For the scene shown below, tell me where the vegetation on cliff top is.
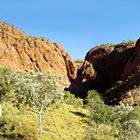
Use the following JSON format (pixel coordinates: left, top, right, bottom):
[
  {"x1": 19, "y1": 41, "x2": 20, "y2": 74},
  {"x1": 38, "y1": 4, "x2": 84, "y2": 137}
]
[{"x1": 95, "y1": 40, "x2": 136, "y2": 49}]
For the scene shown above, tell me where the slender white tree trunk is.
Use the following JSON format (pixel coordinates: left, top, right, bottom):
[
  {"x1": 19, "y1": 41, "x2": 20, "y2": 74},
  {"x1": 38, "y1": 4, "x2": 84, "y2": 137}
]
[
  {"x1": 39, "y1": 108, "x2": 43, "y2": 137},
  {"x1": 96, "y1": 123, "x2": 99, "y2": 135},
  {"x1": 0, "y1": 104, "x2": 2, "y2": 117}
]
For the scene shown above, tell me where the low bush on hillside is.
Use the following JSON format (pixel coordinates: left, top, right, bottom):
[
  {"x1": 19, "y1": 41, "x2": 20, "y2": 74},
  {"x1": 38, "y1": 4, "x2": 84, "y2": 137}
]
[
  {"x1": 0, "y1": 103, "x2": 38, "y2": 140},
  {"x1": 84, "y1": 90, "x2": 140, "y2": 140},
  {"x1": 64, "y1": 91, "x2": 83, "y2": 108}
]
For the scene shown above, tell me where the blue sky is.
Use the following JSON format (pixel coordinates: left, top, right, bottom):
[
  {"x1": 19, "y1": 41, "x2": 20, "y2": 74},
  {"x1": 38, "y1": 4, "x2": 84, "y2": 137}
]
[{"x1": 0, "y1": 0, "x2": 140, "y2": 59}]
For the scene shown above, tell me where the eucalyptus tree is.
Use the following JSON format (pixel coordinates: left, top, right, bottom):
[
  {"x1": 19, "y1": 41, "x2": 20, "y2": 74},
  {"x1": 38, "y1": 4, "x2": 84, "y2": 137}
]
[{"x1": 10, "y1": 71, "x2": 64, "y2": 137}]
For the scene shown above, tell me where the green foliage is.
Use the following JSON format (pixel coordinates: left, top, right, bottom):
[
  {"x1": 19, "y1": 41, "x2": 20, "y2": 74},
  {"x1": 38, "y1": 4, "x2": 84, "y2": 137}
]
[
  {"x1": 0, "y1": 68, "x2": 14, "y2": 103},
  {"x1": 118, "y1": 106, "x2": 140, "y2": 139},
  {"x1": 0, "y1": 102, "x2": 88, "y2": 140},
  {"x1": 0, "y1": 68, "x2": 64, "y2": 110},
  {"x1": 121, "y1": 40, "x2": 136, "y2": 46},
  {"x1": 84, "y1": 89, "x2": 140, "y2": 139},
  {"x1": 88, "y1": 102, "x2": 113, "y2": 136},
  {"x1": 8, "y1": 71, "x2": 64, "y2": 111},
  {"x1": 127, "y1": 106, "x2": 140, "y2": 121},
  {"x1": 84, "y1": 90, "x2": 102, "y2": 106},
  {"x1": 10, "y1": 71, "x2": 64, "y2": 137},
  {"x1": 96, "y1": 43, "x2": 116, "y2": 48},
  {"x1": 110, "y1": 104, "x2": 134, "y2": 127},
  {"x1": 85, "y1": 90, "x2": 114, "y2": 137},
  {"x1": 119, "y1": 119, "x2": 140, "y2": 139},
  {"x1": 91, "y1": 103, "x2": 112, "y2": 125},
  {"x1": 0, "y1": 68, "x2": 64, "y2": 138},
  {"x1": 0, "y1": 102, "x2": 38, "y2": 140},
  {"x1": 95, "y1": 40, "x2": 135, "y2": 50},
  {"x1": 1, "y1": 68, "x2": 140, "y2": 140},
  {"x1": 64, "y1": 91, "x2": 83, "y2": 108}
]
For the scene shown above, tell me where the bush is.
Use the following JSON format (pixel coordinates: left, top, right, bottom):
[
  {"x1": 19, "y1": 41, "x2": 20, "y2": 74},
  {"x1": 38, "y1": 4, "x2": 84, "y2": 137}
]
[
  {"x1": 118, "y1": 106, "x2": 140, "y2": 139},
  {"x1": 84, "y1": 90, "x2": 102, "y2": 105},
  {"x1": 64, "y1": 91, "x2": 83, "y2": 108},
  {"x1": 0, "y1": 103, "x2": 38, "y2": 140}
]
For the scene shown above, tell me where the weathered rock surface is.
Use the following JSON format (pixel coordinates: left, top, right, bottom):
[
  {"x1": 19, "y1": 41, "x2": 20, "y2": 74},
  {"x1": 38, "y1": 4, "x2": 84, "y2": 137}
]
[
  {"x1": 0, "y1": 21, "x2": 77, "y2": 86},
  {"x1": 121, "y1": 38, "x2": 140, "y2": 78},
  {"x1": 106, "y1": 39, "x2": 140, "y2": 105},
  {"x1": 81, "y1": 42, "x2": 135, "y2": 87},
  {"x1": 80, "y1": 40, "x2": 140, "y2": 105}
]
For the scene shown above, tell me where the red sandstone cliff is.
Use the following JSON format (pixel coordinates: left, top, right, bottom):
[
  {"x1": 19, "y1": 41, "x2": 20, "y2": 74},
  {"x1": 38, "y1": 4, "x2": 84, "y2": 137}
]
[{"x1": 0, "y1": 21, "x2": 77, "y2": 86}]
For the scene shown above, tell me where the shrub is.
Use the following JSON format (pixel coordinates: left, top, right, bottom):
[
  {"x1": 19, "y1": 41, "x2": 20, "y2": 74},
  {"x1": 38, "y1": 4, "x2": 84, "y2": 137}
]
[
  {"x1": 64, "y1": 91, "x2": 83, "y2": 108},
  {"x1": 0, "y1": 103, "x2": 38, "y2": 140},
  {"x1": 84, "y1": 90, "x2": 102, "y2": 105},
  {"x1": 118, "y1": 106, "x2": 140, "y2": 139}
]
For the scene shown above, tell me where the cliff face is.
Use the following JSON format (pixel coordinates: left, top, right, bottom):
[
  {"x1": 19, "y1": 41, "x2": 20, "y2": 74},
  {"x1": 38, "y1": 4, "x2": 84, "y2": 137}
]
[
  {"x1": 80, "y1": 40, "x2": 140, "y2": 105},
  {"x1": 121, "y1": 39, "x2": 140, "y2": 78},
  {"x1": 0, "y1": 21, "x2": 77, "y2": 86},
  {"x1": 81, "y1": 42, "x2": 135, "y2": 87},
  {"x1": 106, "y1": 39, "x2": 140, "y2": 105}
]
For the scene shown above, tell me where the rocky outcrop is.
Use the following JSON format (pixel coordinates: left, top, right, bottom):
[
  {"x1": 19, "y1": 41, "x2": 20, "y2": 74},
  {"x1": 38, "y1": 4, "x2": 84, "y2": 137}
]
[
  {"x1": 0, "y1": 21, "x2": 77, "y2": 86},
  {"x1": 121, "y1": 39, "x2": 140, "y2": 78},
  {"x1": 80, "y1": 41, "x2": 140, "y2": 105},
  {"x1": 106, "y1": 39, "x2": 140, "y2": 105},
  {"x1": 106, "y1": 71, "x2": 140, "y2": 105},
  {"x1": 81, "y1": 42, "x2": 135, "y2": 89}
]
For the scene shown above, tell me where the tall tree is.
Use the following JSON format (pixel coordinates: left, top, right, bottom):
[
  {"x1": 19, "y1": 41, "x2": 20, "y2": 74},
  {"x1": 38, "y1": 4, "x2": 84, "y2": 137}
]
[{"x1": 10, "y1": 71, "x2": 64, "y2": 137}]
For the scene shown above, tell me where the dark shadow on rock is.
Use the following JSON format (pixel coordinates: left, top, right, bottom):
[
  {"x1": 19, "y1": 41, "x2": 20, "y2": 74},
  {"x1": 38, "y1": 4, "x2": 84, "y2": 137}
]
[
  {"x1": 65, "y1": 69, "x2": 106, "y2": 98},
  {"x1": 66, "y1": 46, "x2": 135, "y2": 103}
]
